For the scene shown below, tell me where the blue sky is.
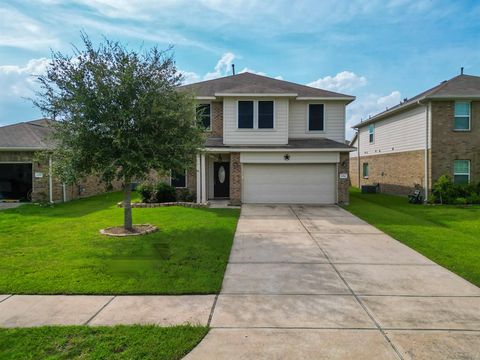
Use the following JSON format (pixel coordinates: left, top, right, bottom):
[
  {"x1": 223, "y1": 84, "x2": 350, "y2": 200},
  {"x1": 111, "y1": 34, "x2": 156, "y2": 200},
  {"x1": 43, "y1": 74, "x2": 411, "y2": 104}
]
[{"x1": 1, "y1": 0, "x2": 479, "y2": 139}]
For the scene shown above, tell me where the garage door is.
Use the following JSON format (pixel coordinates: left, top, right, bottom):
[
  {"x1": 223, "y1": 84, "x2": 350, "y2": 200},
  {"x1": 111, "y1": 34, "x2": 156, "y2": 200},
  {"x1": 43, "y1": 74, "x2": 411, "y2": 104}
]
[
  {"x1": 0, "y1": 163, "x2": 33, "y2": 201},
  {"x1": 243, "y1": 163, "x2": 336, "y2": 204}
]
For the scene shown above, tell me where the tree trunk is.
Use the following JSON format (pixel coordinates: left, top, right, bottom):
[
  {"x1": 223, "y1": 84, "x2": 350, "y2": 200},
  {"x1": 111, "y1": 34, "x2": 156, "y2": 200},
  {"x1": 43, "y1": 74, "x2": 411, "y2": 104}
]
[{"x1": 123, "y1": 180, "x2": 133, "y2": 231}]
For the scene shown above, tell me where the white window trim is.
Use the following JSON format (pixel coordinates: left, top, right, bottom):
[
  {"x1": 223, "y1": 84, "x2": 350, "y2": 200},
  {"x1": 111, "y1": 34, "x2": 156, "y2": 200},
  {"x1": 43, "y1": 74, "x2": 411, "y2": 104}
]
[
  {"x1": 453, "y1": 160, "x2": 470, "y2": 183},
  {"x1": 454, "y1": 101, "x2": 471, "y2": 131},
  {"x1": 368, "y1": 124, "x2": 375, "y2": 144},
  {"x1": 237, "y1": 100, "x2": 275, "y2": 130},
  {"x1": 306, "y1": 103, "x2": 326, "y2": 133},
  {"x1": 197, "y1": 102, "x2": 212, "y2": 132},
  {"x1": 362, "y1": 162, "x2": 369, "y2": 179},
  {"x1": 170, "y1": 169, "x2": 188, "y2": 188}
]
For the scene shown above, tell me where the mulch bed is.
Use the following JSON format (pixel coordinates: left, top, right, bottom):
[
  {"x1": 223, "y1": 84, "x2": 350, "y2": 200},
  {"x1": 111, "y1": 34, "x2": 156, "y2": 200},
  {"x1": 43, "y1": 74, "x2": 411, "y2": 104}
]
[
  {"x1": 99, "y1": 224, "x2": 158, "y2": 237},
  {"x1": 117, "y1": 202, "x2": 209, "y2": 208}
]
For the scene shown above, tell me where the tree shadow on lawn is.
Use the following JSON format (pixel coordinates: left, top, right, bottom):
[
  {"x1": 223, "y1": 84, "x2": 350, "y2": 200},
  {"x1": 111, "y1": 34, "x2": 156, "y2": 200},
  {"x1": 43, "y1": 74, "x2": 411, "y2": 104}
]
[{"x1": 0, "y1": 226, "x2": 238, "y2": 295}]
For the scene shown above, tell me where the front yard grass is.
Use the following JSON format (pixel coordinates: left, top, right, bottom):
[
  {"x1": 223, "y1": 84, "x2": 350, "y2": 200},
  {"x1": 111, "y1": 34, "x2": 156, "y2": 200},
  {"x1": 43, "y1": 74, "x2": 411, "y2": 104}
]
[
  {"x1": 0, "y1": 192, "x2": 239, "y2": 294},
  {"x1": 0, "y1": 325, "x2": 208, "y2": 360},
  {"x1": 345, "y1": 188, "x2": 480, "y2": 287}
]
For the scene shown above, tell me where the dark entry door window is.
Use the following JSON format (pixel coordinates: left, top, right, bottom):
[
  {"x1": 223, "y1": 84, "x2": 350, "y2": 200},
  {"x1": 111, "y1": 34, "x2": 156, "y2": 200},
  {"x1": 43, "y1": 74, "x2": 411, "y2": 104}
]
[{"x1": 214, "y1": 162, "x2": 230, "y2": 198}]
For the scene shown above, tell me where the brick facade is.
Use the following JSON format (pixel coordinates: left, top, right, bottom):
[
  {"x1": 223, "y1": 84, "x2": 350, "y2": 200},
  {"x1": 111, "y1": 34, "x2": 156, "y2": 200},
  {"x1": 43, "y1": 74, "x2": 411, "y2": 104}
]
[
  {"x1": 0, "y1": 150, "x2": 122, "y2": 202},
  {"x1": 229, "y1": 152, "x2": 241, "y2": 205},
  {"x1": 337, "y1": 152, "x2": 350, "y2": 204},
  {"x1": 211, "y1": 102, "x2": 223, "y2": 137},
  {"x1": 350, "y1": 150, "x2": 426, "y2": 195},
  {"x1": 431, "y1": 101, "x2": 480, "y2": 184}
]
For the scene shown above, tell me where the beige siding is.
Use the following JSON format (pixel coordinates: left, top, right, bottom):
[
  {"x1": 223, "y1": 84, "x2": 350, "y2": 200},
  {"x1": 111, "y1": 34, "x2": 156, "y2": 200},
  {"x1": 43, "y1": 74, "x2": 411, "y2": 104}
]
[
  {"x1": 357, "y1": 106, "x2": 427, "y2": 156},
  {"x1": 223, "y1": 97, "x2": 289, "y2": 145},
  {"x1": 288, "y1": 100, "x2": 346, "y2": 143}
]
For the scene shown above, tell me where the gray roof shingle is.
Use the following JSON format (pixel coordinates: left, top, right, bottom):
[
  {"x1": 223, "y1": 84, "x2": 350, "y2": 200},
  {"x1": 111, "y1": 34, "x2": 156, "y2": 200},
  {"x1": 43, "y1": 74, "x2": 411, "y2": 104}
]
[
  {"x1": 205, "y1": 137, "x2": 353, "y2": 151},
  {"x1": 0, "y1": 119, "x2": 55, "y2": 149},
  {"x1": 353, "y1": 74, "x2": 480, "y2": 128},
  {"x1": 179, "y1": 72, "x2": 355, "y2": 100}
]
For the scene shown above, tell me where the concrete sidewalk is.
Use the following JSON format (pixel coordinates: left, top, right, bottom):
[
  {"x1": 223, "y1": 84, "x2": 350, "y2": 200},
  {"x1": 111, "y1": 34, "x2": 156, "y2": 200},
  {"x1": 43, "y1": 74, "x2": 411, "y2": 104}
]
[
  {"x1": 0, "y1": 295, "x2": 215, "y2": 327},
  {"x1": 185, "y1": 204, "x2": 480, "y2": 360}
]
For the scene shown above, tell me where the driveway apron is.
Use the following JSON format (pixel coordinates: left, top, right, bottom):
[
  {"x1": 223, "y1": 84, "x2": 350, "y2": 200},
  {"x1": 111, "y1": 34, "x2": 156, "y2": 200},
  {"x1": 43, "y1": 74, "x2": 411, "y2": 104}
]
[{"x1": 185, "y1": 204, "x2": 480, "y2": 360}]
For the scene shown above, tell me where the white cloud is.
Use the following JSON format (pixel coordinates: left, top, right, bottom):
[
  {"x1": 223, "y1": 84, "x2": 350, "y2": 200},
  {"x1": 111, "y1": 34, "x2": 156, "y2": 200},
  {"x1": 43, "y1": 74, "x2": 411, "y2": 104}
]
[
  {"x1": 308, "y1": 71, "x2": 367, "y2": 93},
  {"x1": 0, "y1": 58, "x2": 50, "y2": 97},
  {"x1": 346, "y1": 90, "x2": 402, "y2": 139},
  {"x1": 181, "y1": 52, "x2": 282, "y2": 84},
  {"x1": 204, "y1": 52, "x2": 236, "y2": 80},
  {"x1": 0, "y1": 7, "x2": 59, "y2": 50}
]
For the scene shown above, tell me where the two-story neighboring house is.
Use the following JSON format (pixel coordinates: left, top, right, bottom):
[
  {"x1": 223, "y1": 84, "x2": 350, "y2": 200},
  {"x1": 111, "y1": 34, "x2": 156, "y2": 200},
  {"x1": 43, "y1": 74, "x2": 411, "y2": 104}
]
[
  {"x1": 350, "y1": 72, "x2": 480, "y2": 199},
  {"x1": 178, "y1": 72, "x2": 355, "y2": 205}
]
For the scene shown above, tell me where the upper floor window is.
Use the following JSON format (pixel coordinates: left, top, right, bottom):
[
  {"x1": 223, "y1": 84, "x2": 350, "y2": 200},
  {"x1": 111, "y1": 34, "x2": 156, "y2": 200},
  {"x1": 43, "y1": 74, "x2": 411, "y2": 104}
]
[
  {"x1": 238, "y1": 100, "x2": 274, "y2": 129},
  {"x1": 171, "y1": 170, "x2": 187, "y2": 188},
  {"x1": 258, "y1": 101, "x2": 274, "y2": 128},
  {"x1": 197, "y1": 104, "x2": 211, "y2": 130},
  {"x1": 454, "y1": 101, "x2": 470, "y2": 131},
  {"x1": 238, "y1": 101, "x2": 254, "y2": 128},
  {"x1": 453, "y1": 160, "x2": 470, "y2": 184},
  {"x1": 308, "y1": 104, "x2": 324, "y2": 131},
  {"x1": 368, "y1": 124, "x2": 375, "y2": 143}
]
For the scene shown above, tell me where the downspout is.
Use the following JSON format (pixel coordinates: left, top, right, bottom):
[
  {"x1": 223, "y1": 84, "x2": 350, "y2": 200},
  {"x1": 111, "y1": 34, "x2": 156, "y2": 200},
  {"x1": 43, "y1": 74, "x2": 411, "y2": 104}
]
[
  {"x1": 62, "y1": 183, "x2": 67, "y2": 202},
  {"x1": 357, "y1": 129, "x2": 361, "y2": 188},
  {"x1": 48, "y1": 156, "x2": 53, "y2": 203},
  {"x1": 417, "y1": 100, "x2": 429, "y2": 203}
]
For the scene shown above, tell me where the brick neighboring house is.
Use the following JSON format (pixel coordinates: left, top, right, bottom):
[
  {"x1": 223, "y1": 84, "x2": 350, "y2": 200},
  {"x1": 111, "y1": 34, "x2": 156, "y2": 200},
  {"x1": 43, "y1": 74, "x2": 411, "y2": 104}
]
[
  {"x1": 178, "y1": 72, "x2": 355, "y2": 205},
  {"x1": 350, "y1": 72, "x2": 480, "y2": 199},
  {"x1": 0, "y1": 119, "x2": 122, "y2": 203}
]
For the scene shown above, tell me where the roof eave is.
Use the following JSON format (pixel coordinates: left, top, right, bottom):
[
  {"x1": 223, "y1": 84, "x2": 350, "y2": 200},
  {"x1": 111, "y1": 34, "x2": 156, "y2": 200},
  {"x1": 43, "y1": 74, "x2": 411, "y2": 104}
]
[
  {"x1": 204, "y1": 147, "x2": 354, "y2": 152},
  {"x1": 214, "y1": 93, "x2": 298, "y2": 97}
]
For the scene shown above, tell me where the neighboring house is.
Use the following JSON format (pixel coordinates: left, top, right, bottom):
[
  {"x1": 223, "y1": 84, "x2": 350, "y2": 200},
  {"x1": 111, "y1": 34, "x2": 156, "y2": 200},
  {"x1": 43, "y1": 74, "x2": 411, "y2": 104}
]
[
  {"x1": 179, "y1": 72, "x2": 355, "y2": 205},
  {"x1": 0, "y1": 119, "x2": 121, "y2": 203},
  {"x1": 350, "y1": 72, "x2": 480, "y2": 199}
]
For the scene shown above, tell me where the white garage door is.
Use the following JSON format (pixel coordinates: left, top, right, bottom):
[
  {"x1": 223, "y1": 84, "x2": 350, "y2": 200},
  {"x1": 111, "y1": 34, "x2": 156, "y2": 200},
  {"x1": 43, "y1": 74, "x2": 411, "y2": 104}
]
[{"x1": 243, "y1": 163, "x2": 336, "y2": 204}]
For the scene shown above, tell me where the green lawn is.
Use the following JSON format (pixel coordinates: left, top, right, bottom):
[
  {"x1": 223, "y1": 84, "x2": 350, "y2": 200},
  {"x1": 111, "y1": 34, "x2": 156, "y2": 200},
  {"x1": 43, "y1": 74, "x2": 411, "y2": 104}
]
[
  {"x1": 0, "y1": 325, "x2": 207, "y2": 360},
  {"x1": 0, "y1": 192, "x2": 239, "y2": 294},
  {"x1": 345, "y1": 188, "x2": 480, "y2": 287}
]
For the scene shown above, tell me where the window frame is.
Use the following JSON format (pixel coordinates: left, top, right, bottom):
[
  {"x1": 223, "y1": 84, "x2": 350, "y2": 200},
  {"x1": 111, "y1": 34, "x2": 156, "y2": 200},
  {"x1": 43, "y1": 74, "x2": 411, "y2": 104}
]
[
  {"x1": 237, "y1": 100, "x2": 275, "y2": 130},
  {"x1": 368, "y1": 124, "x2": 375, "y2": 144},
  {"x1": 362, "y1": 162, "x2": 369, "y2": 179},
  {"x1": 453, "y1": 101, "x2": 471, "y2": 131},
  {"x1": 453, "y1": 160, "x2": 470, "y2": 184},
  {"x1": 197, "y1": 102, "x2": 212, "y2": 131},
  {"x1": 306, "y1": 103, "x2": 325, "y2": 133},
  {"x1": 170, "y1": 169, "x2": 187, "y2": 188}
]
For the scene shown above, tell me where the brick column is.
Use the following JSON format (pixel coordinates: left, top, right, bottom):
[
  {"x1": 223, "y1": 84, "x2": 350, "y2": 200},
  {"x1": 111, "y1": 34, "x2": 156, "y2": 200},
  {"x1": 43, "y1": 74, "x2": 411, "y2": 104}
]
[
  {"x1": 229, "y1": 152, "x2": 241, "y2": 205},
  {"x1": 212, "y1": 102, "x2": 223, "y2": 137},
  {"x1": 337, "y1": 152, "x2": 350, "y2": 205}
]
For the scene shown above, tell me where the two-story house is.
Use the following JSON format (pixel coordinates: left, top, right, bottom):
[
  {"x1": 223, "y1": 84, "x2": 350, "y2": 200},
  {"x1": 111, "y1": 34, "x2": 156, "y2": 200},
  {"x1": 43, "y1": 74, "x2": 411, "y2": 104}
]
[
  {"x1": 350, "y1": 72, "x2": 480, "y2": 200},
  {"x1": 178, "y1": 72, "x2": 355, "y2": 205}
]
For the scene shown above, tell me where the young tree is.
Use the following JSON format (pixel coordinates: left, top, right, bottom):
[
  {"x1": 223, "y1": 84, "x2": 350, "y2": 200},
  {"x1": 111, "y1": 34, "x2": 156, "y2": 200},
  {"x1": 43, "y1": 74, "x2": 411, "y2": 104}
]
[{"x1": 35, "y1": 34, "x2": 203, "y2": 231}]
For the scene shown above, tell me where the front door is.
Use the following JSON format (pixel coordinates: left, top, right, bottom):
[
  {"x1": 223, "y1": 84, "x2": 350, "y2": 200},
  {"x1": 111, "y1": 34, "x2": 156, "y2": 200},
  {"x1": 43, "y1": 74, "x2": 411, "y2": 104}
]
[{"x1": 214, "y1": 162, "x2": 230, "y2": 198}]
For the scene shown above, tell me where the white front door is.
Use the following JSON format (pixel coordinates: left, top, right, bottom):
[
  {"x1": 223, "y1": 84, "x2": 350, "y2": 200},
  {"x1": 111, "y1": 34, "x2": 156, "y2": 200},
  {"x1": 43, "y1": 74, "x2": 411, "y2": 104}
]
[{"x1": 242, "y1": 163, "x2": 336, "y2": 204}]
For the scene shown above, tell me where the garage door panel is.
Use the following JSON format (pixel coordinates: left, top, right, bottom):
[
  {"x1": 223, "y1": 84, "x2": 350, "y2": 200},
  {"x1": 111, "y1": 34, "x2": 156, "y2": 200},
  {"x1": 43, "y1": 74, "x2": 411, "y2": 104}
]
[{"x1": 243, "y1": 164, "x2": 336, "y2": 204}]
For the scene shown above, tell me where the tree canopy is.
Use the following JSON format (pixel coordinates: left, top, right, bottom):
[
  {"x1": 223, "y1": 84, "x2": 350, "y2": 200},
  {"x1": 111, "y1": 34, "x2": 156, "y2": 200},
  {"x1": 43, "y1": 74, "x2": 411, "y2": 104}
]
[{"x1": 35, "y1": 34, "x2": 204, "y2": 230}]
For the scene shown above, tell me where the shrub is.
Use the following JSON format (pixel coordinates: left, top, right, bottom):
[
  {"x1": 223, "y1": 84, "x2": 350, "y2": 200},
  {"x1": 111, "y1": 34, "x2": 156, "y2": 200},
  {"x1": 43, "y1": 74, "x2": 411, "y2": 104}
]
[
  {"x1": 432, "y1": 175, "x2": 456, "y2": 204},
  {"x1": 153, "y1": 182, "x2": 177, "y2": 203},
  {"x1": 137, "y1": 183, "x2": 154, "y2": 203},
  {"x1": 177, "y1": 188, "x2": 195, "y2": 202},
  {"x1": 431, "y1": 175, "x2": 480, "y2": 204}
]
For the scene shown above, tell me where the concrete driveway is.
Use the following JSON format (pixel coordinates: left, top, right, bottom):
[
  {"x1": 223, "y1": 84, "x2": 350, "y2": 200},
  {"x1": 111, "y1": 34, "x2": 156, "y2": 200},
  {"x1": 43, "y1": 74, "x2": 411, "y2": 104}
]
[{"x1": 185, "y1": 204, "x2": 480, "y2": 360}]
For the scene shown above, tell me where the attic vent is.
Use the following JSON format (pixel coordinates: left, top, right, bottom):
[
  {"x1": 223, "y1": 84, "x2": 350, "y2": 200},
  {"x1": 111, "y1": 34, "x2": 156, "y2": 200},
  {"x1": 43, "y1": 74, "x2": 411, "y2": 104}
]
[{"x1": 403, "y1": 98, "x2": 408, "y2": 102}]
